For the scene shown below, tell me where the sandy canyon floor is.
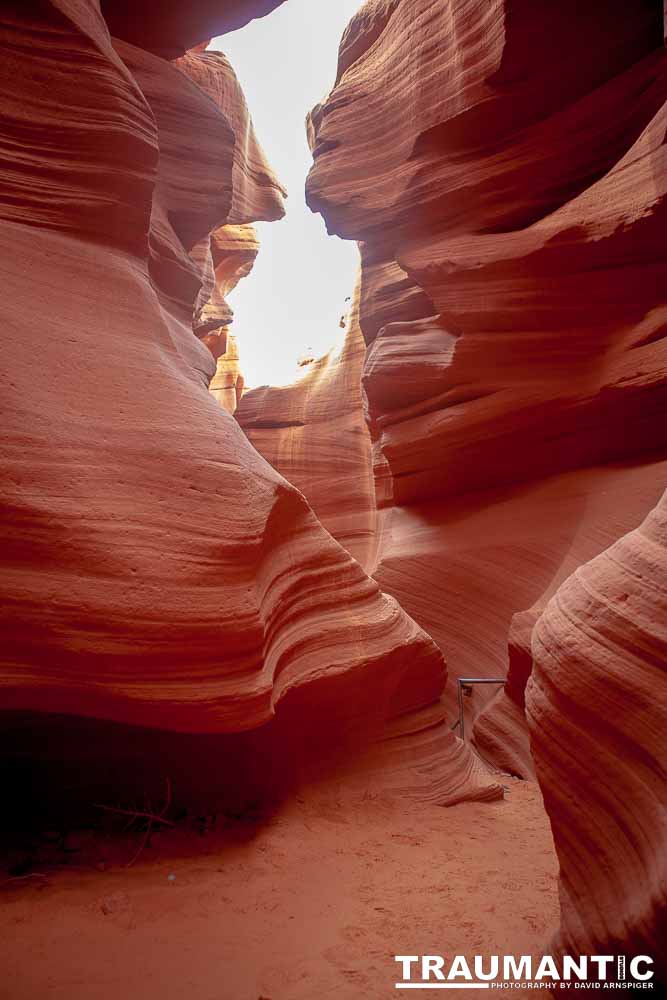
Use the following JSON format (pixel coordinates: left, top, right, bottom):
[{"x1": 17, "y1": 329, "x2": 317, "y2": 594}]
[{"x1": 0, "y1": 779, "x2": 558, "y2": 1000}]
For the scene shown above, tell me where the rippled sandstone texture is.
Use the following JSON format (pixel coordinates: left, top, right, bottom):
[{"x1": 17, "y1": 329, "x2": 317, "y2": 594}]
[
  {"x1": 528, "y1": 494, "x2": 667, "y2": 978},
  {"x1": 237, "y1": 281, "x2": 377, "y2": 570},
  {"x1": 1, "y1": 0, "x2": 503, "y2": 811},
  {"x1": 289, "y1": 0, "x2": 665, "y2": 970},
  {"x1": 297, "y1": 0, "x2": 667, "y2": 716}
]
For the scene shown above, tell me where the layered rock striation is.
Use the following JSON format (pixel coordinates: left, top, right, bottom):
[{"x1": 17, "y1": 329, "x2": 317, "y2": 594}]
[
  {"x1": 1, "y1": 0, "x2": 503, "y2": 811},
  {"x1": 528, "y1": 494, "x2": 667, "y2": 977},
  {"x1": 304, "y1": 0, "x2": 667, "y2": 718},
  {"x1": 289, "y1": 0, "x2": 667, "y2": 970},
  {"x1": 237, "y1": 281, "x2": 377, "y2": 570}
]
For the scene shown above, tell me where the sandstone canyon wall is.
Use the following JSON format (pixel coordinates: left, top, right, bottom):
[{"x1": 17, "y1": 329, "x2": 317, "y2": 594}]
[
  {"x1": 304, "y1": 0, "x2": 667, "y2": 721},
  {"x1": 237, "y1": 281, "x2": 377, "y2": 570},
  {"x1": 231, "y1": 0, "x2": 666, "y2": 975},
  {"x1": 2, "y1": 0, "x2": 666, "y2": 972},
  {"x1": 200, "y1": 224, "x2": 259, "y2": 411},
  {"x1": 529, "y1": 493, "x2": 667, "y2": 977},
  {"x1": 1, "y1": 0, "x2": 502, "y2": 815}
]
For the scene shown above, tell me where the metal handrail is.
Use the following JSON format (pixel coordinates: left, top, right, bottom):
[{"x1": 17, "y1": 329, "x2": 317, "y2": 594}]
[{"x1": 451, "y1": 676, "x2": 506, "y2": 740}]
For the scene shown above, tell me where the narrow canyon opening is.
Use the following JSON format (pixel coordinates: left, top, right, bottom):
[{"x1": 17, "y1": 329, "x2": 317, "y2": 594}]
[
  {"x1": 210, "y1": 0, "x2": 362, "y2": 391},
  {"x1": 1, "y1": 1, "x2": 665, "y2": 997}
]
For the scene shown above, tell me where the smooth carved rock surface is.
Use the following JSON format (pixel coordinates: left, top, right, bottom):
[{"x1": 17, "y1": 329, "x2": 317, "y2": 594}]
[
  {"x1": 197, "y1": 226, "x2": 259, "y2": 408},
  {"x1": 103, "y1": 0, "x2": 287, "y2": 57},
  {"x1": 309, "y1": 0, "x2": 663, "y2": 245},
  {"x1": 528, "y1": 495, "x2": 667, "y2": 978},
  {"x1": 472, "y1": 610, "x2": 538, "y2": 780},
  {"x1": 304, "y1": 0, "x2": 667, "y2": 721},
  {"x1": 309, "y1": 0, "x2": 666, "y2": 506},
  {"x1": 210, "y1": 333, "x2": 245, "y2": 413},
  {"x1": 176, "y1": 47, "x2": 287, "y2": 227},
  {"x1": 1, "y1": 0, "x2": 474, "y2": 815},
  {"x1": 194, "y1": 224, "x2": 259, "y2": 387},
  {"x1": 237, "y1": 282, "x2": 377, "y2": 570},
  {"x1": 282, "y1": 0, "x2": 667, "y2": 961},
  {"x1": 195, "y1": 224, "x2": 260, "y2": 340},
  {"x1": 2, "y1": 0, "x2": 665, "y2": 886},
  {"x1": 236, "y1": 286, "x2": 502, "y2": 804}
]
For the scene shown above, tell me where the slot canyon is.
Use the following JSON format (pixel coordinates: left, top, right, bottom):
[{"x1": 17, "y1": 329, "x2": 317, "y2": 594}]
[{"x1": 0, "y1": 1, "x2": 665, "y2": 997}]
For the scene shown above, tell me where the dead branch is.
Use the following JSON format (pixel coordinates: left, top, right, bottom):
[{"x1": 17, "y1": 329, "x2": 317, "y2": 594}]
[
  {"x1": 93, "y1": 777, "x2": 174, "y2": 829},
  {"x1": 92, "y1": 803, "x2": 175, "y2": 827},
  {"x1": 92, "y1": 778, "x2": 174, "y2": 868}
]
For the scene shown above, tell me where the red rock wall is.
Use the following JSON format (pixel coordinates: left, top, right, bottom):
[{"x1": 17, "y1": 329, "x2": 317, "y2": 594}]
[
  {"x1": 1, "y1": 0, "x2": 506, "y2": 812},
  {"x1": 103, "y1": 0, "x2": 287, "y2": 56},
  {"x1": 528, "y1": 494, "x2": 667, "y2": 977},
  {"x1": 210, "y1": 332, "x2": 245, "y2": 413},
  {"x1": 289, "y1": 0, "x2": 666, "y2": 969},
  {"x1": 237, "y1": 281, "x2": 377, "y2": 570},
  {"x1": 304, "y1": 0, "x2": 667, "y2": 721}
]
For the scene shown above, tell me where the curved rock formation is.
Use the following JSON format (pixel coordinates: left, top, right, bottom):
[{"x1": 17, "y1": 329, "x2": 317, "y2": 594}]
[
  {"x1": 1, "y1": 0, "x2": 503, "y2": 814},
  {"x1": 308, "y1": 0, "x2": 663, "y2": 245},
  {"x1": 472, "y1": 610, "x2": 538, "y2": 780},
  {"x1": 3, "y1": 10, "x2": 664, "y2": 951},
  {"x1": 304, "y1": 0, "x2": 667, "y2": 723},
  {"x1": 176, "y1": 47, "x2": 287, "y2": 226},
  {"x1": 210, "y1": 333, "x2": 245, "y2": 413},
  {"x1": 196, "y1": 225, "x2": 259, "y2": 401},
  {"x1": 237, "y1": 281, "x2": 377, "y2": 570},
  {"x1": 528, "y1": 494, "x2": 667, "y2": 978},
  {"x1": 235, "y1": 285, "x2": 502, "y2": 805},
  {"x1": 195, "y1": 224, "x2": 259, "y2": 340},
  {"x1": 103, "y1": 0, "x2": 286, "y2": 57},
  {"x1": 295, "y1": 0, "x2": 667, "y2": 969}
]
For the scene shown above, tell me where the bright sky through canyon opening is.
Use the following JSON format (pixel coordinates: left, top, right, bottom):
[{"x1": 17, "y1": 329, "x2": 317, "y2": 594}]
[{"x1": 212, "y1": 0, "x2": 362, "y2": 388}]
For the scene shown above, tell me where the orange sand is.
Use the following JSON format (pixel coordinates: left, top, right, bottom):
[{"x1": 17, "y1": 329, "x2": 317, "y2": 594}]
[{"x1": 0, "y1": 779, "x2": 558, "y2": 999}]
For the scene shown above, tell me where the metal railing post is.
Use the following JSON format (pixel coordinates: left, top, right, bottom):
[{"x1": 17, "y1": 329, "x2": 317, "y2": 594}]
[{"x1": 454, "y1": 677, "x2": 506, "y2": 741}]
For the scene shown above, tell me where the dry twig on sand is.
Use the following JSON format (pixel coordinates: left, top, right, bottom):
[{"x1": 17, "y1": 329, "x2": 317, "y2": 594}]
[
  {"x1": 1, "y1": 873, "x2": 49, "y2": 886},
  {"x1": 93, "y1": 777, "x2": 173, "y2": 867}
]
